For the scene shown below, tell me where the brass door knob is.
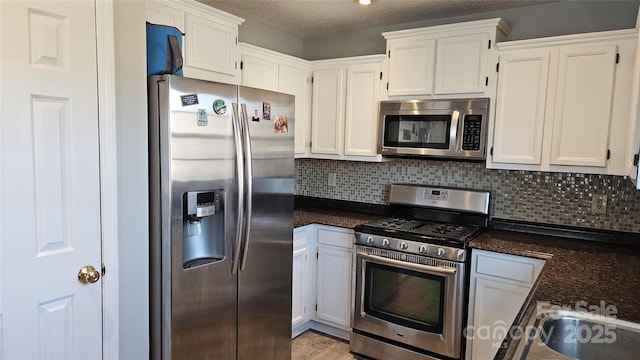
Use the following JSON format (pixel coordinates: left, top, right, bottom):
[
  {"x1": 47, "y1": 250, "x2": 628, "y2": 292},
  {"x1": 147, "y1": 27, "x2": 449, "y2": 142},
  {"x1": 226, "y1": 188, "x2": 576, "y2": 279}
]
[{"x1": 78, "y1": 265, "x2": 100, "y2": 284}]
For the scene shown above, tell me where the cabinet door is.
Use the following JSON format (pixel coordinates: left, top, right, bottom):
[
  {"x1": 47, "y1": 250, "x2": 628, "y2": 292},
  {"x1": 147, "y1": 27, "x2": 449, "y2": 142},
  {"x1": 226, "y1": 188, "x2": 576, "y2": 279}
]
[
  {"x1": 344, "y1": 64, "x2": 381, "y2": 156},
  {"x1": 311, "y1": 68, "x2": 345, "y2": 155},
  {"x1": 241, "y1": 53, "x2": 278, "y2": 91},
  {"x1": 183, "y1": 13, "x2": 239, "y2": 83},
  {"x1": 549, "y1": 45, "x2": 617, "y2": 167},
  {"x1": 146, "y1": 0, "x2": 184, "y2": 29},
  {"x1": 292, "y1": 245, "x2": 309, "y2": 329},
  {"x1": 387, "y1": 39, "x2": 435, "y2": 96},
  {"x1": 435, "y1": 33, "x2": 489, "y2": 94},
  {"x1": 470, "y1": 277, "x2": 531, "y2": 360},
  {"x1": 316, "y1": 244, "x2": 352, "y2": 328},
  {"x1": 280, "y1": 65, "x2": 311, "y2": 155},
  {"x1": 492, "y1": 50, "x2": 550, "y2": 164}
]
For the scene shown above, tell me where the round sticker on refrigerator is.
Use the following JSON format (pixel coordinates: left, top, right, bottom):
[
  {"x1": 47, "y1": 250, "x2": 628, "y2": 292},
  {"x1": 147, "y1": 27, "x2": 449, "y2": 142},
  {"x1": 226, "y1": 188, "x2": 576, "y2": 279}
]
[{"x1": 212, "y1": 99, "x2": 227, "y2": 115}]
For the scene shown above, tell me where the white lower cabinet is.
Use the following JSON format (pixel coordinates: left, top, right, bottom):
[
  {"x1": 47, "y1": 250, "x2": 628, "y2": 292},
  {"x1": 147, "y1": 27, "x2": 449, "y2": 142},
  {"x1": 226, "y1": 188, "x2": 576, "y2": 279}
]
[
  {"x1": 292, "y1": 226, "x2": 311, "y2": 334},
  {"x1": 292, "y1": 224, "x2": 354, "y2": 340},
  {"x1": 466, "y1": 249, "x2": 546, "y2": 360},
  {"x1": 315, "y1": 226, "x2": 353, "y2": 330}
]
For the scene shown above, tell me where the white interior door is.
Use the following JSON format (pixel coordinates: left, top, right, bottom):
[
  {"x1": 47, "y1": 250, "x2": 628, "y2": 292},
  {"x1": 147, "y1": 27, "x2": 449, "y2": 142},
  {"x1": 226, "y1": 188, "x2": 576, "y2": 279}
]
[{"x1": 0, "y1": 1, "x2": 103, "y2": 358}]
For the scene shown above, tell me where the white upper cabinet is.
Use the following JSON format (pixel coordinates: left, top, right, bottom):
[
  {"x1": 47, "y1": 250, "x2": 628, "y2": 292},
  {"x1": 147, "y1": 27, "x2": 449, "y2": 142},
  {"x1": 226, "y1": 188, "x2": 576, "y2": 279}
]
[
  {"x1": 344, "y1": 64, "x2": 381, "y2": 156},
  {"x1": 280, "y1": 65, "x2": 313, "y2": 156},
  {"x1": 549, "y1": 46, "x2": 616, "y2": 167},
  {"x1": 241, "y1": 51, "x2": 279, "y2": 91},
  {"x1": 311, "y1": 68, "x2": 345, "y2": 155},
  {"x1": 386, "y1": 39, "x2": 435, "y2": 96},
  {"x1": 628, "y1": 17, "x2": 640, "y2": 189},
  {"x1": 145, "y1": 0, "x2": 243, "y2": 84},
  {"x1": 492, "y1": 50, "x2": 550, "y2": 164},
  {"x1": 435, "y1": 33, "x2": 491, "y2": 94},
  {"x1": 239, "y1": 43, "x2": 312, "y2": 157},
  {"x1": 310, "y1": 55, "x2": 385, "y2": 161},
  {"x1": 382, "y1": 18, "x2": 509, "y2": 98},
  {"x1": 488, "y1": 30, "x2": 636, "y2": 175}
]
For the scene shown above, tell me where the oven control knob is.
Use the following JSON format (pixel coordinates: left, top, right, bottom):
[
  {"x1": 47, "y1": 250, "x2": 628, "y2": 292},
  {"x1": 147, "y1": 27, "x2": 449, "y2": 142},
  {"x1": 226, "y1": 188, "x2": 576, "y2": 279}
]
[
  {"x1": 382, "y1": 238, "x2": 390, "y2": 247},
  {"x1": 366, "y1": 236, "x2": 374, "y2": 245},
  {"x1": 437, "y1": 248, "x2": 446, "y2": 257},
  {"x1": 399, "y1": 242, "x2": 408, "y2": 250},
  {"x1": 418, "y1": 245, "x2": 428, "y2": 254}
]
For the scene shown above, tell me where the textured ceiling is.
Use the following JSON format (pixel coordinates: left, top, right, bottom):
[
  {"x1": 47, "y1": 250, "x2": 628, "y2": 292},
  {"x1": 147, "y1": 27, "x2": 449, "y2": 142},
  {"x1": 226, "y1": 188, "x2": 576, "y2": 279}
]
[{"x1": 199, "y1": 0, "x2": 554, "y2": 38}]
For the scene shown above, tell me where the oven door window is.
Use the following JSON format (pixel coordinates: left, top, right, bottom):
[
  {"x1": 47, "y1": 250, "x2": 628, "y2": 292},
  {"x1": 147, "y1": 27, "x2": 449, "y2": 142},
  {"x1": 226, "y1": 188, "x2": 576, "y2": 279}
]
[
  {"x1": 364, "y1": 262, "x2": 445, "y2": 334},
  {"x1": 383, "y1": 114, "x2": 451, "y2": 149}
]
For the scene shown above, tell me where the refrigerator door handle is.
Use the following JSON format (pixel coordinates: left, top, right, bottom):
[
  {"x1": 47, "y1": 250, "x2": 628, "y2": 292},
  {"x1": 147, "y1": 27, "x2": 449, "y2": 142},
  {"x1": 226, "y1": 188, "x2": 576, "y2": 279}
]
[
  {"x1": 231, "y1": 103, "x2": 245, "y2": 275},
  {"x1": 239, "y1": 103, "x2": 253, "y2": 271}
]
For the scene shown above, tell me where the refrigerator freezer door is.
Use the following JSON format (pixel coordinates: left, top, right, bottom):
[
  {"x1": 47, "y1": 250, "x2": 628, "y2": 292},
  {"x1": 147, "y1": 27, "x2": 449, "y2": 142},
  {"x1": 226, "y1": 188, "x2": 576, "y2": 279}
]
[
  {"x1": 149, "y1": 75, "x2": 240, "y2": 360},
  {"x1": 237, "y1": 86, "x2": 295, "y2": 360}
]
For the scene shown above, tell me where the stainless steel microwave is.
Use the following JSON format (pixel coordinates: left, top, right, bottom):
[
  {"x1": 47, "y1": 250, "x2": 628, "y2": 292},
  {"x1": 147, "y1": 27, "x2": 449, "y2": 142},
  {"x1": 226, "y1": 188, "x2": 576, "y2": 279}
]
[{"x1": 378, "y1": 98, "x2": 489, "y2": 160}]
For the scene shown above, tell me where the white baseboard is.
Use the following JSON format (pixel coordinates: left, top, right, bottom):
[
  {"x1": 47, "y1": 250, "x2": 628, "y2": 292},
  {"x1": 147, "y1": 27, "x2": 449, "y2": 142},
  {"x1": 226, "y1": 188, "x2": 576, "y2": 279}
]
[{"x1": 293, "y1": 320, "x2": 351, "y2": 341}]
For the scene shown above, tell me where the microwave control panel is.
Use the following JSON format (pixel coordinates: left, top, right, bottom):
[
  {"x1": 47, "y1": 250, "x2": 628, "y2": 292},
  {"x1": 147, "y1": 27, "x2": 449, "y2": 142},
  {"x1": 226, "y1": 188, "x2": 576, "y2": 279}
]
[{"x1": 461, "y1": 114, "x2": 483, "y2": 151}]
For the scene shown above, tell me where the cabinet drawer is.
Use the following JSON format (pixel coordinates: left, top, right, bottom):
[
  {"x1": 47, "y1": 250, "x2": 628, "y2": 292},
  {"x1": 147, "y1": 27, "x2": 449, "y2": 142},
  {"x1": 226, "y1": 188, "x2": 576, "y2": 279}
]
[
  {"x1": 474, "y1": 250, "x2": 543, "y2": 285},
  {"x1": 294, "y1": 226, "x2": 310, "y2": 250},
  {"x1": 316, "y1": 226, "x2": 353, "y2": 249}
]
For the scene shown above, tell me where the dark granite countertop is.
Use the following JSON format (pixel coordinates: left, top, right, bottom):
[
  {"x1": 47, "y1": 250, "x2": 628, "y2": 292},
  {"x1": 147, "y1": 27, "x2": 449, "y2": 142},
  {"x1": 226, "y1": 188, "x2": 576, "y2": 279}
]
[
  {"x1": 294, "y1": 196, "x2": 386, "y2": 228},
  {"x1": 470, "y1": 229, "x2": 640, "y2": 359},
  {"x1": 294, "y1": 208, "x2": 382, "y2": 228}
]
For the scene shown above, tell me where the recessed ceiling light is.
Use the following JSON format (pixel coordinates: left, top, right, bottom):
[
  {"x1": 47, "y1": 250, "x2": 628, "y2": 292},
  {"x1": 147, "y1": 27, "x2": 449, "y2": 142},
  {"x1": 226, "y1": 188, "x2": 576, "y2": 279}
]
[{"x1": 359, "y1": 0, "x2": 372, "y2": 5}]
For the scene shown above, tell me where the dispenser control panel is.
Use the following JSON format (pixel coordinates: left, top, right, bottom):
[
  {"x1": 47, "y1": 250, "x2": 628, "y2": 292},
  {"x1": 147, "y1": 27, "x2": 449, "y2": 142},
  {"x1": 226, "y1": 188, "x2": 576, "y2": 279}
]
[{"x1": 186, "y1": 190, "x2": 221, "y2": 218}]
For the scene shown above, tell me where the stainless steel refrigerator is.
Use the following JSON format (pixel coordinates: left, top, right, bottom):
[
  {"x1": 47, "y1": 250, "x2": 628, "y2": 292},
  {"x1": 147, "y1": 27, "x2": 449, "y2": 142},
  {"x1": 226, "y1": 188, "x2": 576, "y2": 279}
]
[{"x1": 148, "y1": 75, "x2": 294, "y2": 360}]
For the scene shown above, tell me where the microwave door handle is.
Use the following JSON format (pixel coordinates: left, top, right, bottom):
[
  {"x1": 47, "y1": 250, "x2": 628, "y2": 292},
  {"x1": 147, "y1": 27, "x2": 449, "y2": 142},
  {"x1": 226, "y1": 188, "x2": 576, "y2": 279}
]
[
  {"x1": 449, "y1": 110, "x2": 460, "y2": 151},
  {"x1": 231, "y1": 103, "x2": 245, "y2": 275}
]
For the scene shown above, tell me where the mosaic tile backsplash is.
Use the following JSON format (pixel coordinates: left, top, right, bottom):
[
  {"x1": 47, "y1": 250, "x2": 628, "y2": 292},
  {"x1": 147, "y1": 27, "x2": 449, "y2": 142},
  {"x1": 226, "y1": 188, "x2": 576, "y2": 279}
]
[{"x1": 295, "y1": 159, "x2": 640, "y2": 234}]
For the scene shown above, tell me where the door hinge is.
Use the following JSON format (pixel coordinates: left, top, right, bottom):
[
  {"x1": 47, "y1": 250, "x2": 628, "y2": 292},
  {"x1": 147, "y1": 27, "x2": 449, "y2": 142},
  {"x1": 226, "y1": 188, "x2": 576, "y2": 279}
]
[
  {"x1": 235, "y1": 37, "x2": 238, "y2": 45},
  {"x1": 316, "y1": 252, "x2": 318, "y2": 260},
  {"x1": 616, "y1": 53, "x2": 620, "y2": 64},
  {"x1": 311, "y1": 76, "x2": 314, "y2": 84},
  {"x1": 633, "y1": 153, "x2": 639, "y2": 166},
  {"x1": 485, "y1": 77, "x2": 489, "y2": 86},
  {"x1": 380, "y1": 71, "x2": 383, "y2": 80},
  {"x1": 240, "y1": 61, "x2": 243, "y2": 70},
  {"x1": 496, "y1": 63, "x2": 500, "y2": 72},
  {"x1": 607, "y1": 149, "x2": 611, "y2": 160},
  {"x1": 101, "y1": 263, "x2": 106, "y2": 276},
  {"x1": 488, "y1": 39, "x2": 492, "y2": 49},
  {"x1": 388, "y1": 50, "x2": 391, "y2": 58},
  {"x1": 315, "y1": 304, "x2": 318, "y2": 311},
  {"x1": 490, "y1": 146, "x2": 494, "y2": 156},
  {"x1": 386, "y1": 82, "x2": 389, "y2": 90}
]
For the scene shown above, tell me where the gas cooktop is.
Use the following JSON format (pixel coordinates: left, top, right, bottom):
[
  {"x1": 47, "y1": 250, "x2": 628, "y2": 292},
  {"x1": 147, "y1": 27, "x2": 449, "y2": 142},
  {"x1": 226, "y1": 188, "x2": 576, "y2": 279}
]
[
  {"x1": 355, "y1": 217, "x2": 482, "y2": 248},
  {"x1": 354, "y1": 184, "x2": 491, "y2": 258}
]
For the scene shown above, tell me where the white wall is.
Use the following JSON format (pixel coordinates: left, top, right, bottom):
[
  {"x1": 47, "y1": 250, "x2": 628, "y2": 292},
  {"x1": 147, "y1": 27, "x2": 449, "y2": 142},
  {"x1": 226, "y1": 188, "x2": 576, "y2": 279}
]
[
  {"x1": 113, "y1": 1, "x2": 149, "y2": 358},
  {"x1": 239, "y1": 20, "x2": 303, "y2": 58}
]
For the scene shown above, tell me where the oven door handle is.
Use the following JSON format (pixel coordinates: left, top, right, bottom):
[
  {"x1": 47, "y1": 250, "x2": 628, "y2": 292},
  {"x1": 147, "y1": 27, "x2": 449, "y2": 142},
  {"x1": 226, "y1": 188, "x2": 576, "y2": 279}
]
[{"x1": 357, "y1": 251, "x2": 457, "y2": 275}]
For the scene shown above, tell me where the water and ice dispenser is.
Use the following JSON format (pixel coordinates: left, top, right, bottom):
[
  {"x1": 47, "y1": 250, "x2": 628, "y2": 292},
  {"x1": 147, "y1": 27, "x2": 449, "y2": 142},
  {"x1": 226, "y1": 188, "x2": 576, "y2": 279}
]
[{"x1": 182, "y1": 190, "x2": 225, "y2": 269}]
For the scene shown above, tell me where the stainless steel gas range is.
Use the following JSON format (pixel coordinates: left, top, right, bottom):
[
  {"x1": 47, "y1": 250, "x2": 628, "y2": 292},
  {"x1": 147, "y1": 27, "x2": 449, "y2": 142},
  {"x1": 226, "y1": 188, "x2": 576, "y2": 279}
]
[{"x1": 350, "y1": 184, "x2": 490, "y2": 360}]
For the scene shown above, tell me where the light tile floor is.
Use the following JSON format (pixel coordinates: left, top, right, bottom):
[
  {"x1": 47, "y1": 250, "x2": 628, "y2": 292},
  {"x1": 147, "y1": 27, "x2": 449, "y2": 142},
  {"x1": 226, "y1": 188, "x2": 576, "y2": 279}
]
[{"x1": 291, "y1": 330, "x2": 360, "y2": 360}]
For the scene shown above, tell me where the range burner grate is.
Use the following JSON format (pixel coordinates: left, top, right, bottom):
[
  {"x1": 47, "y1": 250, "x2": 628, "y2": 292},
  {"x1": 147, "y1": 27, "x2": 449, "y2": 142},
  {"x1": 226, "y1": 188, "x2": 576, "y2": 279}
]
[{"x1": 363, "y1": 217, "x2": 480, "y2": 243}]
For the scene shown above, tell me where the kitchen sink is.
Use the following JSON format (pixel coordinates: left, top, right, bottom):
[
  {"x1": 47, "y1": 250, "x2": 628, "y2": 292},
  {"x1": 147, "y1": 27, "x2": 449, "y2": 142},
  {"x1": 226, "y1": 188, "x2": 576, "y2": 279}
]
[{"x1": 512, "y1": 309, "x2": 640, "y2": 359}]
